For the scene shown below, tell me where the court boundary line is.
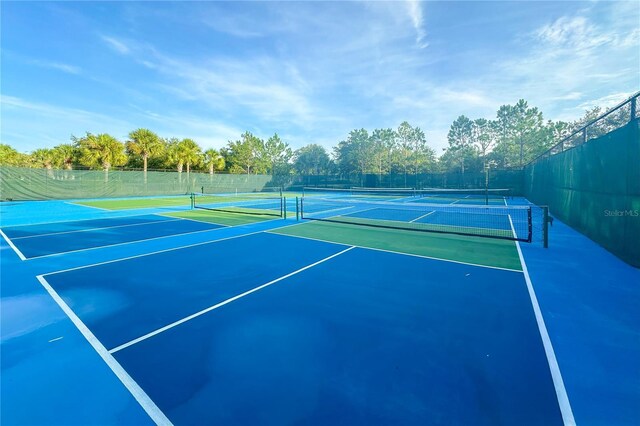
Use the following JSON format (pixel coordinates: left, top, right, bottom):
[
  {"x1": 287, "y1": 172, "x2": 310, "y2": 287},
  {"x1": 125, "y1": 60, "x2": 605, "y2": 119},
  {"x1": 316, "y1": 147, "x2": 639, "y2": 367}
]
[
  {"x1": 66, "y1": 201, "x2": 110, "y2": 211},
  {"x1": 508, "y1": 215, "x2": 575, "y2": 425},
  {"x1": 26, "y1": 216, "x2": 287, "y2": 261},
  {"x1": 11, "y1": 217, "x2": 187, "y2": 240},
  {"x1": 268, "y1": 230, "x2": 522, "y2": 273},
  {"x1": 23, "y1": 221, "x2": 235, "y2": 260},
  {"x1": 0, "y1": 212, "x2": 174, "y2": 229},
  {"x1": 109, "y1": 246, "x2": 356, "y2": 354},
  {"x1": 409, "y1": 211, "x2": 435, "y2": 223},
  {"x1": 305, "y1": 205, "x2": 355, "y2": 216},
  {"x1": 40, "y1": 227, "x2": 289, "y2": 277},
  {"x1": 159, "y1": 214, "x2": 230, "y2": 228},
  {"x1": 0, "y1": 228, "x2": 27, "y2": 261},
  {"x1": 35, "y1": 275, "x2": 172, "y2": 426}
]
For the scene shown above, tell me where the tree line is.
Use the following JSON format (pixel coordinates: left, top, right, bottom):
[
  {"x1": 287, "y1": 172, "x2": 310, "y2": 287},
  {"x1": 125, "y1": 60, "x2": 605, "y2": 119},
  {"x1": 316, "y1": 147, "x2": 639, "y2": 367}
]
[{"x1": 0, "y1": 98, "x2": 628, "y2": 176}]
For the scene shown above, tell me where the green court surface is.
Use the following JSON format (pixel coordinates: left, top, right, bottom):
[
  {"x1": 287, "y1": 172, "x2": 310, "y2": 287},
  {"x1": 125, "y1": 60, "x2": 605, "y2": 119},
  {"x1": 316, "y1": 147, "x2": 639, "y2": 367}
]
[
  {"x1": 76, "y1": 193, "x2": 299, "y2": 211},
  {"x1": 76, "y1": 196, "x2": 192, "y2": 210},
  {"x1": 271, "y1": 220, "x2": 522, "y2": 270},
  {"x1": 163, "y1": 209, "x2": 277, "y2": 226},
  {"x1": 419, "y1": 196, "x2": 507, "y2": 205}
]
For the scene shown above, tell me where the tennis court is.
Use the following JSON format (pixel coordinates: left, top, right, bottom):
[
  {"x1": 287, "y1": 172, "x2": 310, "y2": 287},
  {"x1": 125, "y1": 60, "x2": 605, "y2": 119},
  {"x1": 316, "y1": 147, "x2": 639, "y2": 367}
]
[{"x1": 1, "y1": 187, "x2": 638, "y2": 425}]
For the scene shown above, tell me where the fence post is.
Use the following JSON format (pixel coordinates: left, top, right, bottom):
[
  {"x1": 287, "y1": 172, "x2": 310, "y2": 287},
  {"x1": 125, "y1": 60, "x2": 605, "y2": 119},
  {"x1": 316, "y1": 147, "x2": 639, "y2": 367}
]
[{"x1": 543, "y1": 206, "x2": 549, "y2": 249}]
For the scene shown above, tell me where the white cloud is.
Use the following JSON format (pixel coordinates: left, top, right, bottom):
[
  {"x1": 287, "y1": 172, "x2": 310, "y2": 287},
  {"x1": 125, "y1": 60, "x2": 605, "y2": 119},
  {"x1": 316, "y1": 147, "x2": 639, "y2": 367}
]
[
  {"x1": 575, "y1": 92, "x2": 634, "y2": 111},
  {"x1": 1, "y1": 95, "x2": 120, "y2": 124},
  {"x1": 0, "y1": 95, "x2": 133, "y2": 150},
  {"x1": 31, "y1": 60, "x2": 81, "y2": 75},
  {"x1": 406, "y1": 0, "x2": 428, "y2": 48},
  {"x1": 101, "y1": 35, "x2": 131, "y2": 54}
]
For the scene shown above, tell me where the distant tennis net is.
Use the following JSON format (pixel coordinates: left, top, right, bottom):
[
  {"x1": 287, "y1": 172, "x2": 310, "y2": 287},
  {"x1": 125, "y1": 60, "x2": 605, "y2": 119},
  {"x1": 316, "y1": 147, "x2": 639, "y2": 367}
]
[
  {"x1": 303, "y1": 187, "x2": 511, "y2": 203},
  {"x1": 300, "y1": 197, "x2": 532, "y2": 242},
  {"x1": 191, "y1": 193, "x2": 284, "y2": 217},
  {"x1": 303, "y1": 187, "x2": 419, "y2": 198},
  {"x1": 418, "y1": 188, "x2": 511, "y2": 200}
]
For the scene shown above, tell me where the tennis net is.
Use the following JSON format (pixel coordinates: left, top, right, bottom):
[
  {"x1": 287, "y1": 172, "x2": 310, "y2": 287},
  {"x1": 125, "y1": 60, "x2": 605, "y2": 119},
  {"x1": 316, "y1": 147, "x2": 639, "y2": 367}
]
[
  {"x1": 192, "y1": 194, "x2": 284, "y2": 217},
  {"x1": 300, "y1": 197, "x2": 532, "y2": 242},
  {"x1": 417, "y1": 188, "x2": 511, "y2": 200},
  {"x1": 302, "y1": 186, "x2": 511, "y2": 203},
  {"x1": 303, "y1": 187, "x2": 418, "y2": 198}
]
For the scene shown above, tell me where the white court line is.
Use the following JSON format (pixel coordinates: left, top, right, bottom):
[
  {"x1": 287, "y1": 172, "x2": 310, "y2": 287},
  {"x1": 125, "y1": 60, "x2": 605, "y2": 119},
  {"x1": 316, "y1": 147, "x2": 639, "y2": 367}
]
[
  {"x1": 164, "y1": 215, "x2": 229, "y2": 228},
  {"x1": 503, "y1": 197, "x2": 508, "y2": 206},
  {"x1": 409, "y1": 211, "x2": 435, "y2": 223},
  {"x1": 507, "y1": 216, "x2": 575, "y2": 426},
  {"x1": 0, "y1": 212, "x2": 171, "y2": 229},
  {"x1": 25, "y1": 220, "x2": 238, "y2": 261},
  {"x1": 0, "y1": 229, "x2": 27, "y2": 261},
  {"x1": 12, "y1": 218, "x2": 186, "y2": 240},
  {"x1": 268, "y1": 231, "x2": 522, "y2": 273},
  {"x1": 29, "y1": 216, "x2": 286, "y2": 263},
  {"x1": 109, "y1": 246, "x2": 356, "y2": 354},
  {"x1": 450, "y1": 199, "x2": 460, "y2": 205},
  {"x1": 41, "y1": 228, "x2": 275, "y2": 276},
  {"x1": 65, "y1": 201, "x2": 110, "y2": 211},
  {"x1": 36, "y1": 275, "x2": 172, "y2": 425},
  {"x1": 303, "y1": 205, "x2": 355, "y2": 216}
]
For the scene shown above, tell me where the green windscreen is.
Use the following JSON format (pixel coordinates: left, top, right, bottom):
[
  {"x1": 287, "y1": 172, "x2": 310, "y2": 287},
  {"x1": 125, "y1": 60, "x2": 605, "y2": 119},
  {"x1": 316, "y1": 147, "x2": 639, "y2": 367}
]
[
  {"x1": 294, "y1": 170, "x2": 524, "y2": 195},
  {"x1": 0, "y1": 167, "x2": 275, "y2": 200},
  {"x1": 524, "y1": 121, "x2": 640, "y2": 267}
]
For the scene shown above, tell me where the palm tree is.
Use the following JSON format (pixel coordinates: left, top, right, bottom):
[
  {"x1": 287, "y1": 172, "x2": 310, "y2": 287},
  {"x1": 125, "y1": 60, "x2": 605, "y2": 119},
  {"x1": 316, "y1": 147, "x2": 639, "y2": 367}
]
[
  {"x1": 165, "y1": 138, "x2": 184, "y2": 172},
  {"x1": 203, "y1": 148, "x2": 225, "y2": 174},
  {"x1": 178, "y1": 138, "x2": 202, "y2": 174},
  {"x1": 126, "y1": 128, "x2": 162, "y2": 174},
  {"x1": 52, "y1": 144, "x2": 76, "y2": 170},
  {"x1": 75, "y1": 133, "x2": 127, "y2": 182},
  {"x1": 30, "y1": 148, "x2": 54, "y2": 170}
]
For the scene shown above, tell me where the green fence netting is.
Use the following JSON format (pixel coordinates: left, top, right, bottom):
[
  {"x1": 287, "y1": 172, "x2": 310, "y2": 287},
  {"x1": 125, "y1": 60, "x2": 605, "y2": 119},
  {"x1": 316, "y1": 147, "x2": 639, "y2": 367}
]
[
  {"x1": 293, "y1": 170, "x2": 524, "y2": 195},
  {"x1": 0, "y1": 166, "x2": 525, "y2": 200},
  {"x1": 524, "y1": 121, "x2": 640, "y2": 267},
  {"x1": 0, "y1": 167, "x2": 275, "y2": 200}
]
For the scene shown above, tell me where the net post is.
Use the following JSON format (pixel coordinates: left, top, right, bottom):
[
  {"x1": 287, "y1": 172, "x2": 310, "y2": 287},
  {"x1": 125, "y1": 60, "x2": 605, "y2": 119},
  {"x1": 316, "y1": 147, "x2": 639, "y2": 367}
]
[
  {"x1": 543, "y1": 206, "x2": 549, "y2": 248},
  {"x1": 484, "y1": 166, "x2": 489, "y2": 205},
  {"x1": 296, "y1": 197, "x2": 300, "y2": 221},
  {"x1": 300, "y1": 197, "x2": 304, "y2": 220},
  {"x1": 190, "y1": 192, "x2": 195, "y2": 209},
  {"x1": 283, "y1": 197, "x2": 287, "y2": 219},
  {"x1": 527, "y1": 207, "x2": 533, "y2": 243}
]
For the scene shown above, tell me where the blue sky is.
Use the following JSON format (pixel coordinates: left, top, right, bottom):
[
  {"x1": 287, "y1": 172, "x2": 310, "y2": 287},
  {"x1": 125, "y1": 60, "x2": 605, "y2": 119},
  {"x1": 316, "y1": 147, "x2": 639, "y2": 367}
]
[{"x1": 1, "y1": 1, "x2": 638, "y2": 154}]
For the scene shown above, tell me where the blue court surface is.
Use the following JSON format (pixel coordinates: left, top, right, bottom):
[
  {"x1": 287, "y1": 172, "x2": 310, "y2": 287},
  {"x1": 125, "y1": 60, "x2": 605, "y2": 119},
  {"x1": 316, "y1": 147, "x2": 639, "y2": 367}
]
[
  {"x1": 37, "y1": 232, "x2": 561, "y2": 425},
  {"x1": 2, "y1": 198, "x2": 639, "y2": 426},
  {"x1": 1, "y1": 214, "x2": 222, "y2": 259}
]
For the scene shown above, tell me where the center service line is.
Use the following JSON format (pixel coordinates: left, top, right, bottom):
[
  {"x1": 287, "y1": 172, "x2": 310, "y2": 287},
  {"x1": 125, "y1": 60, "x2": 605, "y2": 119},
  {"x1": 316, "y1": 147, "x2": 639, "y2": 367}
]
[{"x1": 109, "y1": 246, "x2": 356, "y2": 354}]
